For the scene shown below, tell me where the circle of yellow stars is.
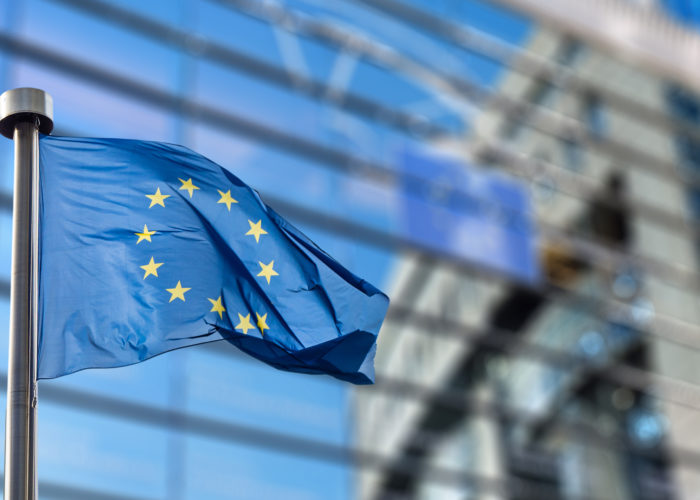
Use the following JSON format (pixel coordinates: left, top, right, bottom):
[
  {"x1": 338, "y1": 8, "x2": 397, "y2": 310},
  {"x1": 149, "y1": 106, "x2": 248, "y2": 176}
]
[{"x1": 133, "y1": 179, "x2": 279, "y2": 337}]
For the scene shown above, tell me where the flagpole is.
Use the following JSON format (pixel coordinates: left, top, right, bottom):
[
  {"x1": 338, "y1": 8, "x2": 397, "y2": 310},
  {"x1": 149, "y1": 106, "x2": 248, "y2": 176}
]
[{"x1": 0, "y1": 88, "x2": 53, "y2": 500}]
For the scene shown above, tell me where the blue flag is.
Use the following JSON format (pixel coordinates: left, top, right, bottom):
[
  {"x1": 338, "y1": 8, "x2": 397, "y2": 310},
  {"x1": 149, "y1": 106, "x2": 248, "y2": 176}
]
[{"x1": 38, "y1": 136, "x2": 388, "y2": 384}]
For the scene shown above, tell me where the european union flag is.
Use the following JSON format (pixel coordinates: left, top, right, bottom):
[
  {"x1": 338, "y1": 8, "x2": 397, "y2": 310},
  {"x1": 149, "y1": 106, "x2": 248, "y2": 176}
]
[{"x1": 38, "y1": 136, "x2": 388, "y2": 384}]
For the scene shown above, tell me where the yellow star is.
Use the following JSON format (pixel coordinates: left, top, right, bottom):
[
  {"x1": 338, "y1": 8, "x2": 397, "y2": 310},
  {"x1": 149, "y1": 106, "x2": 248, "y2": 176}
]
[
  {"x1": 256, "y1": 312, "x2": 270, "y2": 335},
  {"x1": 245, "y1": 219, "x2": 268, "y2": 243},
  {"x1": 178, "y1": 178, "x2": 200, "y2": 198},
  {"x1": 166, "y1": 281, "x2": 191, "y2": 302},
  {"x1": 235, "y1": 313, "x2": 254, "y2": 334},
  {"x1": 134, "y1": 224, "x2": 156, "y2": 244},
  {"x1": 257, "y1": 260, "x2": 279, "y2": 284},
  {"x1": 146, "y1": 187, "x2": 171, "y2": 208},
  {"x1": 208, "y1": 296, "x2": 226, "y2": 319},
  {"x1": 217, "y1": 189, "x2": 238, "y2": 211},
  {"x1": 140, "y1": 257, "x2": 163, "y2": 279}
]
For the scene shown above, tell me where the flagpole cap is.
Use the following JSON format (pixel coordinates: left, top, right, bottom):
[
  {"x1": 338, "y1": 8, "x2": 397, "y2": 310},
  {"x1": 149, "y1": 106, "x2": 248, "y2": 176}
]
[{"x1": 0, "y1": 88, "x2": 53, "y2": 139}]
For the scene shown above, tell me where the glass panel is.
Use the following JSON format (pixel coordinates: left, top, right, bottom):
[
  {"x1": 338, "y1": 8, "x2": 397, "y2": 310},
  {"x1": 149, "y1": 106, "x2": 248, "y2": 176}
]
[
  {"x1": 12, "y1": 62, "x2": 177, "y2": 140},
  {"x1": 195, "y1": 1, "x2": 282, "y2": 67},
  {"x1": 184, "y1": 434, "x2": 349, "y2": 500},
  {"x1": 0, "y1": 211, "x2": 11, "y2": 280},
  {"x1": 185, "y1": 346, "x2": 348, "y2": 445},
  {"x1": 20, "y1": 0, "x2": 181, "y2": 94},
  {"x1": 38, "y1": 404, "x2": 169, "y2": 498}
]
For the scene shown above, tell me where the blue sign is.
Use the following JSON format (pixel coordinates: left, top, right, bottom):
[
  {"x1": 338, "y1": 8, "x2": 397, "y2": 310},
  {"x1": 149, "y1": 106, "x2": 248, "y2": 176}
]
[{"x1": 399, "y1": 149, "x2": 539, "y2": 282}]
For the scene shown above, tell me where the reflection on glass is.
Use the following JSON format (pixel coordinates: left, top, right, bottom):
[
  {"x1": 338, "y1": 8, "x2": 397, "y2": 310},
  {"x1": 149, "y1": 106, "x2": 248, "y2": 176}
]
[
  {"x1": 629, "y1": 297, "x2": 655, "y2": 326},
  {"x1": 556, "y1": 37, "x2": 585, "y2": 66},
  {"x1": 486, "y1": 356, "x2": 510, "y2": 381},
  {"x1": 611, "y1": 387, "x2": 635, "y2": 411},
  {"x1": 562, "y1": 137, "x2": 582, "y2": 171},
  {"x1": 610, "y1": 266, "x2": 641, "y2": 300},
  {"x1": 0, "y1": 211, "x2": 11, "y2": 280},
  {"x1": 607, "y1": 320, "x2": 637, "y2": 350},
  {"x1": 577, "y1": 330, "x2": 606, "y2": 359},
  {"x1": 532, "y1": 175, "x2": 557, "y2": 202},
  {"x1": 628, "y1": 409, "x2": 666, "y2": 447},
  {"x1": 583, "y1": 93, "x2": 606, "y2": 137}
]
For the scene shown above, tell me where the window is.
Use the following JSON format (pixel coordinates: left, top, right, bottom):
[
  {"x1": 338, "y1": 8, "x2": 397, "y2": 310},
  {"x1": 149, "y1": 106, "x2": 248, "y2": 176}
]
[
  {"x1": 666, "y1": 85, "x2": 700, "y2": 223},
  {"x1": 666, "y1": 84, "x2": 700, "y2": 125},
  {"x1": 583, "y1": 93, "x2": 606, "y2": 137},
  {"x1": 556, "y1": 37, "x2": 584, "y2": 66},
  {"x1": 676, "y1": 135, "x2": 700, "y2": 170},
  {"x1": 562, "y1": 137, "x2": 582, "y2": 170},
  {"x1": 501, "y1": 81, "x2": 555, "y2": 141},
  {"x1": 530, "y1": 81, "x2": 555, "y2": 106}
]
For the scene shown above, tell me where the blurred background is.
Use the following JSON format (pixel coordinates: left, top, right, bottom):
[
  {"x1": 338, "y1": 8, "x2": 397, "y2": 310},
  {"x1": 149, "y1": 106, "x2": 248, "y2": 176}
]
[{"x1": 2, "y1": 0, "x2": 700, "y2": 498}]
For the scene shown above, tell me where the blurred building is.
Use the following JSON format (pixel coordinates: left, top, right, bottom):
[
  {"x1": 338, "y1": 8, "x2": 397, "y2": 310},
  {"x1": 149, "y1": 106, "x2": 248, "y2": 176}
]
[
  {"x1": 355, "y1": 4, "x2": 700, "y2": 499},
  {"x1": 1, "y1": 0, "x2": 700, "y2": 498}
]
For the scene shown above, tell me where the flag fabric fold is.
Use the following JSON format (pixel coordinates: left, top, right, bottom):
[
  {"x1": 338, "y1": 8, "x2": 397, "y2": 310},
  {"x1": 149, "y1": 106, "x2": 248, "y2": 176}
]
[{"x1": 38, "y1": 136, "x2": 388, "y2": 384}]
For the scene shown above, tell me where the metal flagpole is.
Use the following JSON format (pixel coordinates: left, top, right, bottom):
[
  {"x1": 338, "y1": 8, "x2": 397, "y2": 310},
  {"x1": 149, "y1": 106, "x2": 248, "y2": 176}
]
[{"x1": 0, "y1": 88, "x2": 53, "y2": 500}]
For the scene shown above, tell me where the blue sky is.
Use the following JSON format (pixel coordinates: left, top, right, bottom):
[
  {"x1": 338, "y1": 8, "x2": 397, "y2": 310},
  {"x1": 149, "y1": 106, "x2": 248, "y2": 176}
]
[{"x1": 0, "y1": 0, "x2": 531, "y2": 498}]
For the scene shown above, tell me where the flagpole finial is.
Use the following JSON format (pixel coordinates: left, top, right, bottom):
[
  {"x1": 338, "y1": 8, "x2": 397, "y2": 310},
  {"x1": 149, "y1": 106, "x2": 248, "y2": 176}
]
[{"x1": 0, "y1": 88, "x2": 53, "y2": 139}]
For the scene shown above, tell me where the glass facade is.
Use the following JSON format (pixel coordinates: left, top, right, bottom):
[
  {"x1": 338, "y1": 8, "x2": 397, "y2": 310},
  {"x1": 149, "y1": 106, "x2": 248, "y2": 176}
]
[
  {"x1": 354, "y1": 3, "x2": 700, "y2": 500},
  {"x1": 1, "y1": 0, "x2": 700, "y2": 499},
  {"x1": 0, "y1": 0, "x2": 429, "y2": 498}
]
